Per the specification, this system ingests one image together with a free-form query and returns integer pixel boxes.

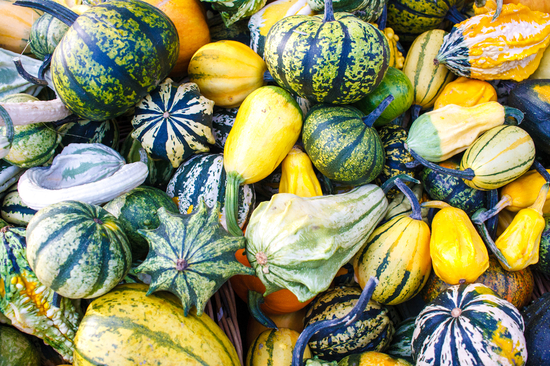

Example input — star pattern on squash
[135,199,254,316]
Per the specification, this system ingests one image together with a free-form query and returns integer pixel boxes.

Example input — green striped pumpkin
[25,201,132,299]
[41,0,179,121]
[412,283,527,365]
[302,104,385,185]
[0,160,24,195]
[303,285,395,361]
[29,12,68,60]
[460,125,536,191]
[57,118,119,151]
[387,317,415,363]
[211,106,238,151]
[0,325,41,366]
[263,0,390,104]
[165,153,255,231]
[73,283,241,365]
[0,184,36,227]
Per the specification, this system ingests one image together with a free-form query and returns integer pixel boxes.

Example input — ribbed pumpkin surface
[73,283,241,366]
[51,0,179,120]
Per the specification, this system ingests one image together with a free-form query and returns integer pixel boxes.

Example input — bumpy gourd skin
[433,77,498,109]
[0,226,81,363]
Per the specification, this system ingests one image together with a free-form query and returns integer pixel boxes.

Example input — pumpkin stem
[224,172,244,237]
[247,290,278,329]
[503,106,524,126]
[471,194,512,225]
[530,182,549,214]
[322,0,336,23]
[13,0,78,26]
[471,208,512,268]
[13,58,48,86]
[380,174,419,195]
[361,94,394,128]
[485,189,500,240]
[451,307,462,318]
[492,0,503,21]
[405,146,476,181]
[394,178,422,221]
[444,5,467,24]
[38,54,52,81]
[291,276,379,366]
[376,3,387,30]
[176,258,188,271]
[532,160,550,184]
[409,104,422,122]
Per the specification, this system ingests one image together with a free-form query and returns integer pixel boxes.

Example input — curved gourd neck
[394,178,422,221]
[381,174,419,195]
[406,146,476,181]
[14,0,79,26]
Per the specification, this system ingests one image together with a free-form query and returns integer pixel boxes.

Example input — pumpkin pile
[2,0,550,365]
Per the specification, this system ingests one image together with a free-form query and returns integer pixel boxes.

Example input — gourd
[0,2,42,54]
[402,29,456,119]
[263,0,390,104]
[1,184,36,227]
[0,48,48,100]
[245,328,311,366]
[302,99,390,185]
[201,0,267,27]
[188,40,267,108]
[14,0,179,121]
[338,351,413,366]
[386,317,416,364]
[29,13,69,61]
[433,77,498,110]
[500,168,550,213]
[412,283,527,366]
[534,215,550,275]
[131,78,216,168]
[223,85,302,236]
[0,325,41,366]
[57,118,119,151]
[279,145,323,197]
[436,3,550,81]
[354,179,431,305]
[72,283,241,365]
[522,292,550,365]
[245,309,307,350]
[211,107,238,151]
[26,200,132,299]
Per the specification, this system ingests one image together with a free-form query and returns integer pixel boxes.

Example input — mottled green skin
[26,201,132,299]
[303,104,385,185]
[264,12,390,104]
[303,285,394,361]
[51,0,179,121]
[0,325,41,366]
[103,186,179,260]
[307,0,385,16]
[1,122,61,168]
[205,0,267,27]
[387,0,465,43]
[0,184,36,227]
[29,13,69,61]
[135,200,254,316]
[354,67,414,128]
[386,317,416,363]
[57,118,119,152]
[533,216,550,275]
[0,227,81,362]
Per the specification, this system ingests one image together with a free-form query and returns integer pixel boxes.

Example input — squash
[279,145,323,197]
[530,45,550,79]
[433,77,498,109]
[0,2,42,54]
[302,285,394,361]
[436,3,550,81]
[131,79,215,168]
[0,325,41,366]
[223,85,302,236]
[72,283,241,365]
[263,0,390,104]
[57,118,119,151]
[202,0,267,27]
[134,200,254,316]
[103,186,179,260]
[245,309,307,350]
[142,0,210,77]
[15,0,179,121]
[533,215,550,275]
[29,13,69,60]
[412,283,527,366]
[0,160,24,196]
[0,226,81,362]
[338,351,413,366]
[386,317,416,364]
[211,107,238,151]
[302,102,387,185]
[26,200,132,299]
[1,183,36,227]
[246,328,311,366]
[500,168,550,213]
[522,292,550,366]
[188,40,267,108]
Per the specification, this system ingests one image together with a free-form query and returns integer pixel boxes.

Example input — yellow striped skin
[279,146,323,197]
[402,29,455,110]
[245,328,311,366]
[223,85,303,185]
[73,284,240,366]
[353,215,431,305]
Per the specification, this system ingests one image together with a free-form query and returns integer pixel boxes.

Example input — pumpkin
[386,317,416,364]
[436,3,550,81]
[202,0,267,27]
[412,283,527,366]
[433,77,498,109]
[57,118,119,151]
[72,283,241,365]
[131,78,215,168]
[15,0,179,121]
[533,215,550,275]
[246,328,312,366]
[0,183,36,227]
[263,0,390,104]
[29,13,69,60]
[0,325,41,366]
[211,106,238,151]
[188,40,267,108]
[0,2,42,54]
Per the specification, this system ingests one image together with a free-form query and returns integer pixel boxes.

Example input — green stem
[225,172,244,237]
[248,290,277,329]
[472,209,511,268]
[380,174,419,195]
[394,178,422,221]
[406,146,476,181]
[14,0,78,26]
[361,94,394,128]
[471,194,512,225]
[323,0,335,22]
[504,106,524,126]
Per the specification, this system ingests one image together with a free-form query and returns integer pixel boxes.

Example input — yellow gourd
[424,201,489,285]
[245,328,311,366]
[433,77,498,109]
[279,145,323,197]
[500,168,550,213]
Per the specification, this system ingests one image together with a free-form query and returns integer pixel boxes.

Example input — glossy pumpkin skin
[420,255,534,309]
[51,0,179,121]
[245,328,311,366]
[500,168,550,214]
[73,283,241,366]
[245,309,307,351]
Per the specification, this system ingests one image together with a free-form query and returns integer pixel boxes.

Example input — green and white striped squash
[302,104,385,185]
[387,317,415,364]
[303,285,395,361]
[29,12,69,60]
[248,0,313,59]
[165,153,255,232]
[131,78,216,168]
[211,106,238,151]
[460,125,536,191]
[307,0,385,19]
[1,184,36,227]
[26,200,132,299]
[73,283,241,365]
[0,160,24,196]
[0,325,41,366]
[204,0,267,27]
[57,118,119,151]
[103,186,179,260]
[263,0,390,104]
[412,283,527,366]
[43,0,179,121]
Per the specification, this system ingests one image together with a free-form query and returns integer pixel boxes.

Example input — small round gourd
[246,328,311,366]
[29,12,69,60]
[0,325,41,366]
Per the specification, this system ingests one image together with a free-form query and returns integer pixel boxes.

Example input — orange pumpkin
[143,0,210,77]
[230,249,314,315]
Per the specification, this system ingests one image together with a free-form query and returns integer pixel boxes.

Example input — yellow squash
[433,77,498,109]
[279,145,323,197]
[245,328,311,366]
[500,168,550,213]
[224,86,303,236]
